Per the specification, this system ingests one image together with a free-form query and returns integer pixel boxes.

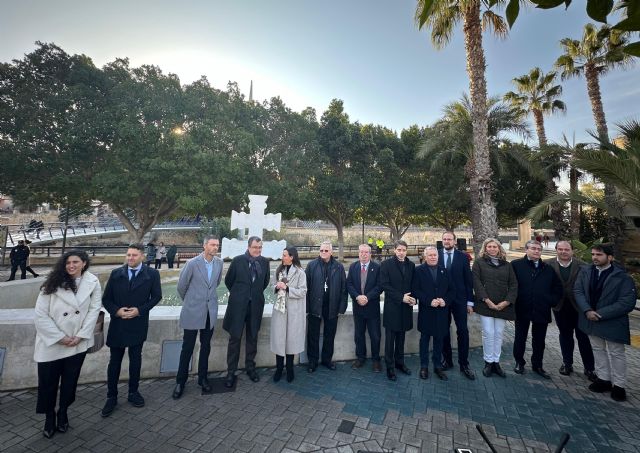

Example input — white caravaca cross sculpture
[221,194,287,260]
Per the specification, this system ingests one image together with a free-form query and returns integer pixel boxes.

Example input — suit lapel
[195,255,210,286]
[130,265,148,291]
[74,274,95,306]
[56,287,79,307]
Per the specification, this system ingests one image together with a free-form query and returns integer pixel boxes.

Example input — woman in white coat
[271,246,307,383]
[34,250,102,438]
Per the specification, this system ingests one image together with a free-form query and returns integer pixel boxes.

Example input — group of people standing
[31,233,636,440]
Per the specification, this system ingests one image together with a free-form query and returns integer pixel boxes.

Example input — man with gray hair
[305,241,348,372]
[172,236,223,399]
[511,240,563,378]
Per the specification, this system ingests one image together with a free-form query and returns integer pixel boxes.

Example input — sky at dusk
[2,0,639,145]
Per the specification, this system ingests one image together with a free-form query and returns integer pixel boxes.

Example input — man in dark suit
[223,236,270,388]
[439,231,476,380]
[380,240,416,381]
[172,236,224,399]
[305,241,348,372]
[544,240,595,381]
[511,240,563,379]
[101,244,162,417]
[346,244,382,372]
[413,246,456,380]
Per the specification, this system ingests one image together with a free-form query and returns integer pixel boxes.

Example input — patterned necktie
[361,264,367,293]
[446,252,452,269]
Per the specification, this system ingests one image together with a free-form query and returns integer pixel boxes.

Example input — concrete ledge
[0,304,481,391]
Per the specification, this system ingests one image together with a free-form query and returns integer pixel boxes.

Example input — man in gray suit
[172,236,223,398]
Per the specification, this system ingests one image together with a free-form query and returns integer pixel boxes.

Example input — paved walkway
[2,322,639,453]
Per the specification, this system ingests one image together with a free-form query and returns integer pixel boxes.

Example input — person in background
[155,242,166,269]
[34,250,102,438]
[166,243,178,269]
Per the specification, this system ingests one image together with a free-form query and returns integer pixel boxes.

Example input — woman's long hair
[275,246,302,278]
[41,250,91,295]
[478,238,507,261]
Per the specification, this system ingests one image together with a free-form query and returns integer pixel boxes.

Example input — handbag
[86,311,105,354]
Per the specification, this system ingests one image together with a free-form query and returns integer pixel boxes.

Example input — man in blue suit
[439,231,476,380]
[346,244,383,372]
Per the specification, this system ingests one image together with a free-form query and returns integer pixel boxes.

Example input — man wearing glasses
[511,240,563,379]
[305,241,347,372]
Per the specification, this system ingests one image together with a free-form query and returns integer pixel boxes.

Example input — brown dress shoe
[351,359,364,369]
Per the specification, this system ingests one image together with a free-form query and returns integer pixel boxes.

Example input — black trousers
[554,304,595,371]
[8,260,27,280]
[167,258,175,269]
[353,314,381,361]
[384,328,406,369]
[513,319,548,369]
[107,343,143,398]
[306,314,338,365]
[420,334,443,369]
[36,352,86,414]
[226,303,258,373]
[177,314,213,384]
[442,302,470,367]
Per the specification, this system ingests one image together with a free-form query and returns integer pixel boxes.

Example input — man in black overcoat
[380,240,416,381]
[346,244,382,372]
[511,240,563,379]
[223,236,270,387]
[101,244,162,417]
[305,241,348,372]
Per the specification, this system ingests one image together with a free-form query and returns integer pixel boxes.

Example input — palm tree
[504,67,568,237]
[528,121,640,255]
[555,23,633,248]
[504,67,566,147]
[415,0,509,253]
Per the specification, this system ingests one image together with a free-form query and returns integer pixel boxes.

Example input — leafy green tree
[415,0,511,252]
[301,99,373,260]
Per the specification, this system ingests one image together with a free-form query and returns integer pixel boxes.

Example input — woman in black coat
[472,238,518,378]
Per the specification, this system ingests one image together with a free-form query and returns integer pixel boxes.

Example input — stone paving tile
[2,322,640,452]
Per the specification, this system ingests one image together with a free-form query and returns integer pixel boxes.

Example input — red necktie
[361,264,367,293]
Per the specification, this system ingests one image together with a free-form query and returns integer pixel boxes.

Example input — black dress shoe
[559,364,573,376]
[419,368,429,380]
[307,362,318,373]
[56,409,69,433]
[127,391,145,407]
[351,359,364,369]
[434,368,448,381]
[387,368,397,381]
[198,377,212,392]
[482,361,493,377]
[395,363,411,375]
[286,366,294,383]
[589,378,612,393]
[611,385,627,402]
[533,367,551,379]
[372,361,382,373]
[101,397,117,417]
[273,368,283,382]
[514,363,525,375]
[441,360,454,370]
[492,362,506,378]
[224,373,237,388]
[321,361,337,371]
[460,366,476,380]
[247,369,260,382]
[584,370,597,382]
[43,412,56,439]
[172,383,185,399]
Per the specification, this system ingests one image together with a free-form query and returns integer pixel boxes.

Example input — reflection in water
[159,282,277,306]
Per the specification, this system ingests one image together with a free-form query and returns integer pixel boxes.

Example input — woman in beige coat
[270,246,307,383]
[34,250,102,438]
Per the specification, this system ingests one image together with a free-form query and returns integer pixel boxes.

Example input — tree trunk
[532,109,547,147]
[463,2,498,254]
[585,63,624,258]
[569,166,580,238]
[335,218,345,262]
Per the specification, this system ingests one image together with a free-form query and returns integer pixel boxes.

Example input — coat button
[63,312,68,316]
[75,310,80,314]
